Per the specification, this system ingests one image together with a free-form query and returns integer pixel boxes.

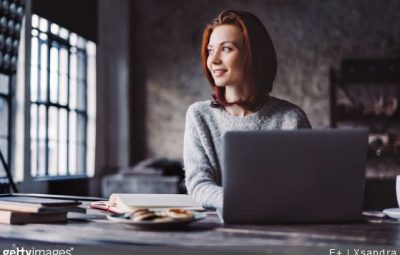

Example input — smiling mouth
[212,69,227,77]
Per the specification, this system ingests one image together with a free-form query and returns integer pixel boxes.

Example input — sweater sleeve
[183,105,223,210]
[295,107,312,129]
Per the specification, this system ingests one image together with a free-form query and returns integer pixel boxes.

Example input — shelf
[366,156,400,180]
[335,112,400,122]
[331,58,400,179]
[335,58,400,84]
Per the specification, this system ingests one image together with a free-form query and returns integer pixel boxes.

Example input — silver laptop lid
[222,129,368,224]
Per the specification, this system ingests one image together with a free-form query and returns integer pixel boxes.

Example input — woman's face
[206,24,246,88]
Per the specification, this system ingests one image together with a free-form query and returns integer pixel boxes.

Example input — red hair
[201,10,277,110]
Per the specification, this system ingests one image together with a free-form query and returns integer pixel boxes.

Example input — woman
[183,10,311,210]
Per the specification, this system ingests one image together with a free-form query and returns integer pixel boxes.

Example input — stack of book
[0,194,85,224]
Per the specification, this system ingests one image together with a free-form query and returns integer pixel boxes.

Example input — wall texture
[95,0,131,194]
[130,0,400,159]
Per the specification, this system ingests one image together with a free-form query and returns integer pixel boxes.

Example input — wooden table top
[0,209,399,254]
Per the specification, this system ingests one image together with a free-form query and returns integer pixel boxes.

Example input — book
[0,194,85,214]
[0,201,86,214]
[0,194,81,206]
[106,194,203,213]
[0,210,67,225]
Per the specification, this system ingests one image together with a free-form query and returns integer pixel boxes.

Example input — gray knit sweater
[183,96,311,210]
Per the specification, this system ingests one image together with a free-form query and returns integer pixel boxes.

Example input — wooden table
[0,209,399,255]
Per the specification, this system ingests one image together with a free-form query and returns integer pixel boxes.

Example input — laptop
[222,129,368,224]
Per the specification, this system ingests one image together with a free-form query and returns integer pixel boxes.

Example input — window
[29,14,96,179]
[0,74,11,179]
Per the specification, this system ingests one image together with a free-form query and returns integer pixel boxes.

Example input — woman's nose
[210,51,222,64]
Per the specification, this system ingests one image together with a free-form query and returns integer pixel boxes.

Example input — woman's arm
[281,105,312,129]
[183,105,223,210]
[296,108,312,129]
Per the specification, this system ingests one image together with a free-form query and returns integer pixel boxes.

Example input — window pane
[38,104,46,140]
[77,51,85,80]
[31,36,39,102]
[38,141,46,176]
[59,47,68,75]
[59,141,67,176]
[69,111,76,174]
[40,42,48,101]
[76,113,85,143]
[31,139,37,177]
[77,80,85,110]
[0,74,9,94]
[69,142,76,175]
[59,74,68,105]
[31,37,39,67]
[59,27,69,40]
[59,109,67,175]
[0,98,8,136]
[77,144,85,174]
[0,139,7,161]
[32,14,39,28]
[69,111,76,143]
[50,71,58,103]
[50,23,59,35]
[48,107,58,141]
[39,32,48,41]
[30,104,38,177]
[48,140,57,176]
[39,17,48,32]
[70,50,77,79]
[50,45,59,73]
[70,33,77,47]
[31,29,39,37]
[49,46,59,103]
[30,104,37,140]
[77,36,86,49]
[48,107,58,176]
[59,47,68,106]
[59,109,67,142]
[70,77,77,109]
[0,138,7,177]
[30,66,38,102]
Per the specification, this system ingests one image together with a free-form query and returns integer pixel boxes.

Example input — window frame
[12,4,96,194]
[0,75,13,181]
[29,14,90,179]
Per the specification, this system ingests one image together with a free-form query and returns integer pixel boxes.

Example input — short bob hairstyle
[201,10,277,110]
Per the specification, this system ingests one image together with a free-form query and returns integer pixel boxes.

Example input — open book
[94,194,204,213]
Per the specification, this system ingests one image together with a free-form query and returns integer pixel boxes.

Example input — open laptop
[222,129,368,224]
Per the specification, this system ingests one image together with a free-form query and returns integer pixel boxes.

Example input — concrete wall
[130,0,400,159]
[96,0,130,175]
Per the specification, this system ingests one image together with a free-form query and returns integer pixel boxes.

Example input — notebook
[222,129,368,224]
[91,194,204,214]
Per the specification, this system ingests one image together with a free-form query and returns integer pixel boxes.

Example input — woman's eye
[222,47,232,52]
[207,49,213,54]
